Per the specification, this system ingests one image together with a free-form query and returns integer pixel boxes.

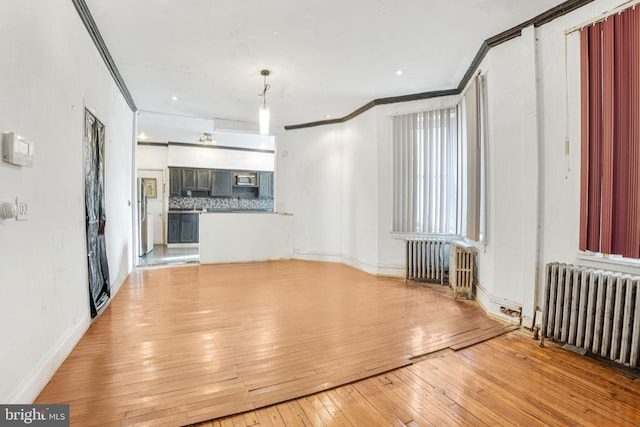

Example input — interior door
[84,109,110,318]
[138,169,165,245]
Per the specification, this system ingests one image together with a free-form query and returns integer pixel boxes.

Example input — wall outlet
[16,198,28,220]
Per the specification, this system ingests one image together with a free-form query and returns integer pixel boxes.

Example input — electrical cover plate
[16,198,28,220]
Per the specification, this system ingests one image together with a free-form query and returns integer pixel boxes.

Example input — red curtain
[580,8,640,259]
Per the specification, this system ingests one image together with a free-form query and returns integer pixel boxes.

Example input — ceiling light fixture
[171,95,179,101]
[396,69,404,76]
[138,132,147,140]
[199,132,215,144]
[259,69,271,135]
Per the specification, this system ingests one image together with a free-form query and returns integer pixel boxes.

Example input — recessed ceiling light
[396,69,404,76]
[325,114,331,119]
[138,132,147,140]
[171,95,179,101]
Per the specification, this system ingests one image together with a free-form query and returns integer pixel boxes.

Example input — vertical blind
[392,108,458,234]
[459,77,482,241]
[579,7,640,259]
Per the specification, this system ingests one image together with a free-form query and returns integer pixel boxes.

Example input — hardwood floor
[36,260,508,425]
[197,332,640,426]
[35,260,640,426]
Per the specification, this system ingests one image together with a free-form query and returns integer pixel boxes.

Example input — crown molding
[71,0,137,112]
[284,0,594,131]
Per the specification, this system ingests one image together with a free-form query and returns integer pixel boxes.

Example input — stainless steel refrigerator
[137,178,150,256]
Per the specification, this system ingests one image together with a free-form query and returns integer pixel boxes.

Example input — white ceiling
[85,0,567,135]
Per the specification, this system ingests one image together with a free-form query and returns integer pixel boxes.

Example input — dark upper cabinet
[170,167,271,200]
[211,170,233,197]
[169,168,182,196]
[196,169,211,191]
[171,167,211,196]
[258,172,274,198]
[182,169,197,191]
[167,213,199,243]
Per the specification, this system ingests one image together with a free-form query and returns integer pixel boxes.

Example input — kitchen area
[136,112,277,267]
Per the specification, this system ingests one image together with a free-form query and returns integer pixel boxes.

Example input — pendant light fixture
[259,69,271,135]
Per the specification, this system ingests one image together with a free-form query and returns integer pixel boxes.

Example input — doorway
[136,168,199,267]
[84,109,110,316]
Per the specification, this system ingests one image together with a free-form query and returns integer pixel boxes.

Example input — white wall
[276,95,458,277]
[275,0,640,327]
[137,144,169,171]
[0,1,135,403]
[168,144,274,171]
[473,29,541,323]
[277,126,344,261]
[199,213,293,263]
[340,112,379,274]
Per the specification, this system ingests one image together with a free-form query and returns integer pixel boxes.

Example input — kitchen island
[199,211,293,264]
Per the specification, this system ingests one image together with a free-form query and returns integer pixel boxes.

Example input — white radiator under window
[405,239,448,285]
[541,263,640,368]
[449,242,475,299]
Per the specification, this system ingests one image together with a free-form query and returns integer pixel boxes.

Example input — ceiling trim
[167,142,275,154]
[284,89,459,131]
[284,0,594,131]
[71,0,137,112]
[137,141,168,147]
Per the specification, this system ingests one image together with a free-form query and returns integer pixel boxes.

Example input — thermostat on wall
[2,132,34,167]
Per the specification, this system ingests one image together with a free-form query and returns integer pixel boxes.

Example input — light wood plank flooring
[198,331,640,426]
[36,260,513,426]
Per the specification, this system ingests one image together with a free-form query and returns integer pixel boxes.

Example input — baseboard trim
[292,250,342,264]
[474,281,521,325]
[375,264,405,278]
[8,273,129,403]
[8,316,90,403]
[292,250,404,278]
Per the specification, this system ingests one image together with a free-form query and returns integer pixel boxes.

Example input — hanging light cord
[259,70,271,107]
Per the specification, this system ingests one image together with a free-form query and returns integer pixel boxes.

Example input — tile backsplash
[169,197,273,211]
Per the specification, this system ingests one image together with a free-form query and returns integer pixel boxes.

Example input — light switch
[16,198,28,220]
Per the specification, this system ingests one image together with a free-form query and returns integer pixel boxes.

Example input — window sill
[576,251,640,273]
[391,232,487,253]
[391,232,459,240]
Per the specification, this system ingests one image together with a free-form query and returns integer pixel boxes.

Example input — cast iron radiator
[405,239,448,285]
[541,262,640,368]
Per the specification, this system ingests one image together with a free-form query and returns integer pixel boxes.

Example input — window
[392,107,458,234]
[392,75,486,241]
[579,8,640,259]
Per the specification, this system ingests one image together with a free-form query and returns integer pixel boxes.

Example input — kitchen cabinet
[171,167,211,196]
[169,168,182,196]
[167,213,199,243]
[181,169,197,191]
[169,167,271,199]
[211,170,233,197]
[180,213,199,242]
[258,172,274,198]
[196,169,211,191]
[168,213,180,242]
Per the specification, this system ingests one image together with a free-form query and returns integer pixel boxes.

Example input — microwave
[235,173,257,186]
